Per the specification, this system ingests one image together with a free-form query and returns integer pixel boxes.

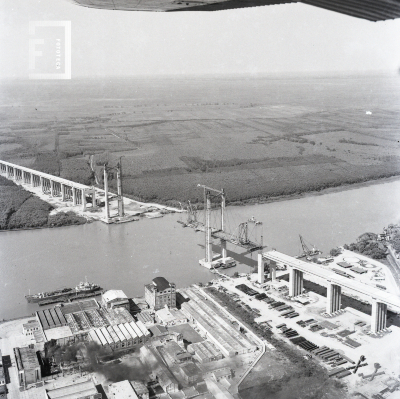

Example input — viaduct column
[289,267,303,297]
[221,239,227,259]
[30,173,34,186]
[371,300,387,334]
[270,260,277,282]
[72,188,77,206]
[257,254,264,284]
[81,190,86,211]
[61,184,66,201]
[40,177,44,192]
[326,282,342,314]
[50,180,55,197]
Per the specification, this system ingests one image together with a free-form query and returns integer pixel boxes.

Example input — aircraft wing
[68,0,400,21]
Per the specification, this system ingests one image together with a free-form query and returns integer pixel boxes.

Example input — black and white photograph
[0,0,400,398]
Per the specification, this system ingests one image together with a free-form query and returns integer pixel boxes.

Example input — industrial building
[13,346,41,389]
[45,378,101,399]
[22,320,40,336]
[181,288,258,357]
[179,363,202,384]
[187,341,223,363]
[102,290,129,310]
[136,310,155,326]
[108,380,139,399]
[145,277,176,310]
[155,306,187,326]
[140,345,179,393]
[88,320,150,351]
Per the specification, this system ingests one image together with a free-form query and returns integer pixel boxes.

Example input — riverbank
[220,174,400,208]
[0,176,87,231]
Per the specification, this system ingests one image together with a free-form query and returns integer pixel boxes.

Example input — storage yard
[211,271,400,398]
[0,258,399,399]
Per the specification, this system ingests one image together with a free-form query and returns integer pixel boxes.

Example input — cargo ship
[25,278,102,303]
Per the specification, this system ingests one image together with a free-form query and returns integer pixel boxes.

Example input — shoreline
[227,174,400,207]
[1,174,399,233]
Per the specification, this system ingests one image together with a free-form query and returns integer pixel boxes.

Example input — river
[1,178,400,320]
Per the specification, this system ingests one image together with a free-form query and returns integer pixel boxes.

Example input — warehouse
[87,321,149,351]
[187,341,223,363]
[155,306,188,326]
[181,288,257,357]
[14,346,41,388]
[102,290,130,310]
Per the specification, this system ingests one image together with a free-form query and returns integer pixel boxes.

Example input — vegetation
[0,176,86,230]
[344,240,387,259]
[1,77,399,206]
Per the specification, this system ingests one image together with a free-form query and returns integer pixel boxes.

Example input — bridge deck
[263,250,400,309]
[0,160,91,190]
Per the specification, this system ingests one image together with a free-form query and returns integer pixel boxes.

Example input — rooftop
[152,277,174,292]
[44,326,73,342]
[46,379,98,399]
[102,290,128,303]
[14,347,40,371]
[108,380,139,399]
[23,320,40,329]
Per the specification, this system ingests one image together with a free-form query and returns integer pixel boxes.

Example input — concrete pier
[263,250,400,333]
[326,282,342,314]
[289,267,303,297]
[257,254,264,284]
[371,300,387,334]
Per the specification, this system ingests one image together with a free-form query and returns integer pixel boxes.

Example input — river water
[1,179,400,320]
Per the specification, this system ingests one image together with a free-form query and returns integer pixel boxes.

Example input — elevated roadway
[260,250,400,333]
[0,160,96,211]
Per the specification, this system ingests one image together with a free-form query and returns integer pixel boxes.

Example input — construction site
[1,186,400,398]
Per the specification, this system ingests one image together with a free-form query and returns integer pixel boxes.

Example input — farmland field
[1,74,399,206]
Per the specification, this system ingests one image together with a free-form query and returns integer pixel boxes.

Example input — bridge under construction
[178,185,263,269]
[258,250,400,334]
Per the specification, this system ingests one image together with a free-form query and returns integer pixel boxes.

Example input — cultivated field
[1,75,399,206]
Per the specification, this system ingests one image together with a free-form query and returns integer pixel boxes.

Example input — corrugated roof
[102,290,128,303]
[46,380,98,399]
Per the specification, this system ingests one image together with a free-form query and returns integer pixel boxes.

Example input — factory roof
[137,311,154,325]
[23,320,40,330]
[130,381,148,396]
[44,326,73,342]
[61,299,98,315]
[156,307,175,324]
[14,347,39,371]
[108,380,139,399]
[181,362,201,378]
[149,325,168,336]
[102,290,128,303]
[46,379,98,399]
[152,277,173,291]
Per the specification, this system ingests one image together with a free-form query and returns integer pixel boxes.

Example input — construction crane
[297,235,322,259]
[178,185,263,268]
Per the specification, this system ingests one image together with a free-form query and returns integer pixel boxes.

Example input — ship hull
[25,286,102,303]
